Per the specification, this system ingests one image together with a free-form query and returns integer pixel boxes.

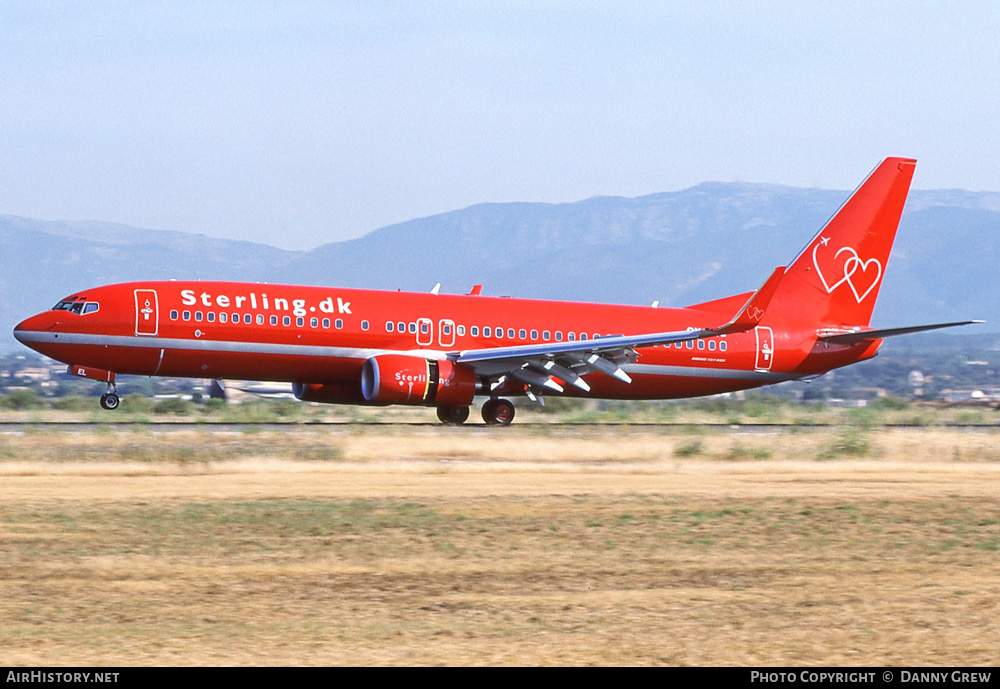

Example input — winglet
[706,266,785,335]
[469,284,483,296]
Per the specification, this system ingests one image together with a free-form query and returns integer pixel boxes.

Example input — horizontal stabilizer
[818,320,983,345]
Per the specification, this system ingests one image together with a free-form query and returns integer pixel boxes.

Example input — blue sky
[3,2,998,249]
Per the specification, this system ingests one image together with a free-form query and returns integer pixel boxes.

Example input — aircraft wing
[447,267,786,394]
[817,320,984,345]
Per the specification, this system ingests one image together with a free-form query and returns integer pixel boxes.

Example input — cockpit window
[52,300,99,315]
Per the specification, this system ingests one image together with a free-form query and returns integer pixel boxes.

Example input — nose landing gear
[99,383,120,411]
[67,365,120,411]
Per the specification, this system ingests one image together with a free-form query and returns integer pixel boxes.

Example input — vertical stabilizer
[767,157,916,327]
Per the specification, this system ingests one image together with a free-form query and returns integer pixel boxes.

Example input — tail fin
[767,157,917,327]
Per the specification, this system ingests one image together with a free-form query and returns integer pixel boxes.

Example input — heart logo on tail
[812,243,882,304]
[843,255,881,303]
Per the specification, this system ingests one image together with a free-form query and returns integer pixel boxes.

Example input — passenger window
[296,317,304,327]
[471,326,479,337]
[530,329,538,340]
[720,341,727,352]
[420,322,428,334]
[220,313,228,323]
[568,333,576,342]
[708,340,716,351]
[386,321,394,332]
[397,322,405,332]
[518,329,526,339]
[170,310,178,320]
[245,314,253,325]
[183,311,191,321]
[457,325,465,336]
[257,315,265,325]
[283,316,291,326]
[543,330,550,341]
[271,315,278,325]
[483,326,490,337]
[555,331,563,341]
[408,322,416,333]
[195,311,203,322]
[232,312,239,323]
[697,340,705,350]
[207,312,216,323]
[310,317,318,327]
[336,319,344,329]
[322,318,330,328]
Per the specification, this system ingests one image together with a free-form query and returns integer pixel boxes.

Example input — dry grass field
[1,421,998,665]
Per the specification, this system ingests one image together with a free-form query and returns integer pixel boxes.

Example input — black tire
[100,393,120,411]
[482,398,515,426]
[481,399,497,424]
[436,405,470,425]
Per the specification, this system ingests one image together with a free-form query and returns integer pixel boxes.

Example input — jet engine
[360,355,477,406]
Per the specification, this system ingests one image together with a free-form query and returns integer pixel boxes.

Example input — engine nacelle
[361,355,477,406]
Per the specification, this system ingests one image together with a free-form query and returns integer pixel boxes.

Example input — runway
[1,423,997,664]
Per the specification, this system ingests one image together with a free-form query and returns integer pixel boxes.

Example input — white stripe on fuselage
[16,330,391,361]
[16,330,798,383]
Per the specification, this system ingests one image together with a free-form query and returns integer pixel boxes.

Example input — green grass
[673,440,704,457]
[816,428,872,460]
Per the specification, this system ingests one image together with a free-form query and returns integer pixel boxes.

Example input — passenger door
[754,326,774,372]
[134,289,159,337]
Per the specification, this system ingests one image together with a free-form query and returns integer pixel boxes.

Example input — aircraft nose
[13,312,57,343]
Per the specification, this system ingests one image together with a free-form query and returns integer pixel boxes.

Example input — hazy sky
[3,2,999,250]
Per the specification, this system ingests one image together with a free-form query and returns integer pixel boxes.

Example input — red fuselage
[13,280,880,402]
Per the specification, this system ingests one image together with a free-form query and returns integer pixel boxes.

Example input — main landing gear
[436,405,470,425]
[481,398,515,426]
[435,399,515,426]
[99,383,120,411]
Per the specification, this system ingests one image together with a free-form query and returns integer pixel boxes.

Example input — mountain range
[2,183,998,351]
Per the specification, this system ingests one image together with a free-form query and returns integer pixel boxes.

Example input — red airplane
[13,158,978,425]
